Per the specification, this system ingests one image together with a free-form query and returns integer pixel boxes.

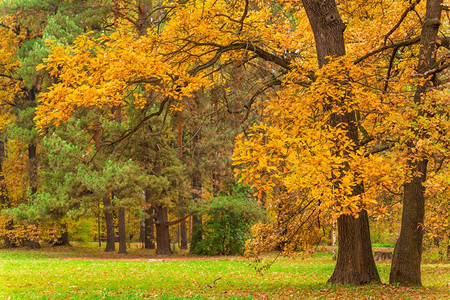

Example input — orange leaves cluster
[0,16,22,129]
[36,29,210,128]
[0,217,40,245]
[234,58,401,218]
[234,0,449,254]
[35,0,306,129]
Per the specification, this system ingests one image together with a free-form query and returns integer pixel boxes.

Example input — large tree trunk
[154,204,172,255]
[390,160,427,285]
[390,0,443,286]
[118,207,127,254]
[302,0,380,285]
[329,210,380,284]
[103,196,116,252]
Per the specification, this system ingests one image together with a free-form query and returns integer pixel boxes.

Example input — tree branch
[354,36,420,64]
[167,214,191,226]
[384,0,421,45]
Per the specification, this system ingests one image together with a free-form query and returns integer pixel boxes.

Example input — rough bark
[390,160,427,285]
[390,0,443,286]
[103,196,116,252]
[301,0,346,68]
[302,0,380,285]
[118,206,127,254]
[330,210,380,284]
[154,204,172,255]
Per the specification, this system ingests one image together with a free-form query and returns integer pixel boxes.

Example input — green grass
[372,243,395,248]
[0,246,448,299]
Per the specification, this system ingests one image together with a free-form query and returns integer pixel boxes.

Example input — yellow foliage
[27,0,449,253]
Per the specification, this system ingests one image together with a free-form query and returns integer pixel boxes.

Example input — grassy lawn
[0,245,448,299]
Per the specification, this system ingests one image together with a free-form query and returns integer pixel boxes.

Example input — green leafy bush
[191,187,265,255]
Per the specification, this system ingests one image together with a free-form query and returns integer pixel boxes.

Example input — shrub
[191,187,265,255]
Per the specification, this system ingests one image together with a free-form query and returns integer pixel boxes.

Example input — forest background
[0,0,449,289]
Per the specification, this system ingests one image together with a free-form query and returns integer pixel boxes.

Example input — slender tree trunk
[190,215,202,253]
[0,137,13,248]
[140,216,145,246]
[177,112,188,250]
[154,204,172,255]
[0,138,9,206]
[189,126,203,254]
[142,190,155,249]
[180,218,187,250]
[26,142,41,250]
[332,220,337,261]
[190,167,203,254]
[103,196,116,252]
[118,207,127,254]
[28,143,38,195]
[98,203,102,247]
[92,120,115,252]
[390,0,443,286]
[144,206,155,249]
[302,0,380,285]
